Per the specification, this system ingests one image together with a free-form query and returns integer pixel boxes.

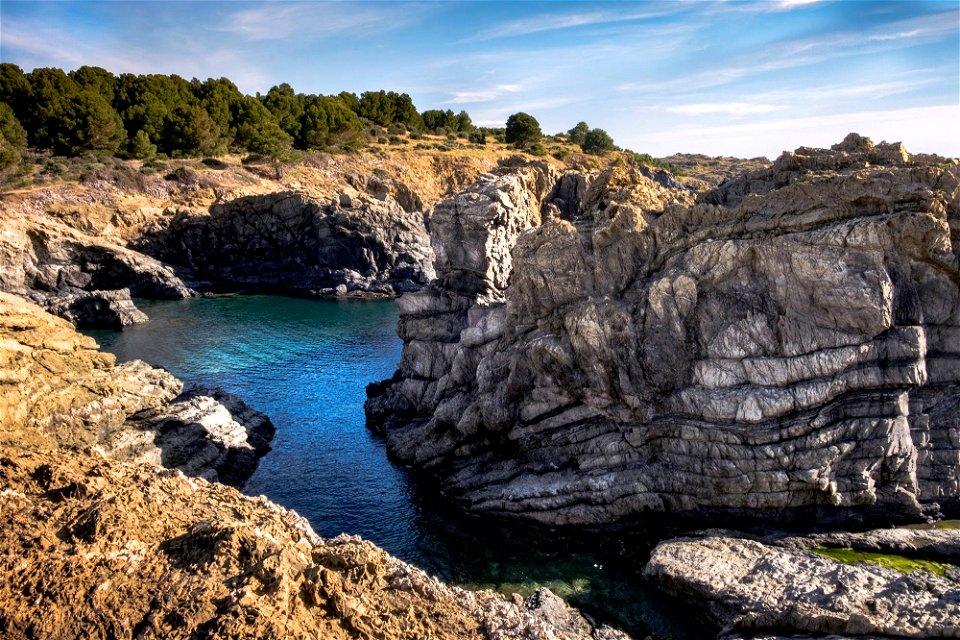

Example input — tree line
[0,63,618,170]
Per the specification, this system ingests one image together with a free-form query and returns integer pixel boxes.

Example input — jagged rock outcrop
[142,190,435,296]
[644,534,960,638]
[367,136,960,527]
[0,292,271,487]
[0,210,194,327]
[0,290,627,640]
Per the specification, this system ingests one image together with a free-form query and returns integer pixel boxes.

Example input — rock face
[0,292,271,487]
[0,290,627,640]
[367,136,960,527]
[644,534,960,638]
[0,210,194,327]
[143,190,435,296]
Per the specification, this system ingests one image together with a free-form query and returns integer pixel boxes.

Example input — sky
[1,0,957,158]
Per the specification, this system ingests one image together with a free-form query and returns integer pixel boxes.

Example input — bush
[388,135,407,145]
[528,143,547,157]
[581,128,615,155]
[377,136,388,144]
[468,130,486,145]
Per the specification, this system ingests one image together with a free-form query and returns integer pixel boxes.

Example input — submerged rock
[367,136,960,527]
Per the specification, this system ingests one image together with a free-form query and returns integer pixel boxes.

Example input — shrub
[581,128,615,155]
[505,112,542,147]
[528,143,547,157]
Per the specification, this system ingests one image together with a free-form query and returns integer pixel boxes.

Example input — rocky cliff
[0,290,626,640]
[141,190,435,297]
[366,134,960,527]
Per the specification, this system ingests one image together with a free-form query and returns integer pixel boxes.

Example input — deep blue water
[86,295,707,640]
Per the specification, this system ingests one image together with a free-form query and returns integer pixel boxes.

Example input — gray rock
[367,135,960,527]
[644,534,960,638]
[108,385,275,488]
[0,212,193,327]
[145,190,435,296]
[42,287,149,329]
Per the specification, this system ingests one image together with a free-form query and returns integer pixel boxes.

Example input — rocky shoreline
[0,290,627,639]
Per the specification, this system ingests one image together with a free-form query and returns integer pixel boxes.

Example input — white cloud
[463,7,678,42]
[446,84,522,105]
[216,3,418,41]
[667,102,786,116]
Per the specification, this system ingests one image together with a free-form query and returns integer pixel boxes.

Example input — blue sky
[1,1,957,158]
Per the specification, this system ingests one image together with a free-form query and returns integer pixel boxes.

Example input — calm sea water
[85,295,707,640]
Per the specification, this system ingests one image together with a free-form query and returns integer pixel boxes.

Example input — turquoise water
[86,296,706,639]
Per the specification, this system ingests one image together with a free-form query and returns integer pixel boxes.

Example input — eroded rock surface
[0,209,194,327]
[367,136,960,526]
[0,290,627,640]
[143,190,435,297]
[644,534,960,638]
[0,292,271,487]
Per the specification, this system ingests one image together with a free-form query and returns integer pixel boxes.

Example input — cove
[85,295,706,640]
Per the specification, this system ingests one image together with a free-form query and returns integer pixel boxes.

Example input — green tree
[232,96,291,154]
[0,63,32,123]
[26,67,80,149]
[0,102,27,169]
[161,104,222,156]
[58,90,125,155]
[581,127,615,155]
[454,110,473,132]
[505,112,542,147]
[262,83,304,140]
[70,66,116,103]
[392,93,424,131]
[421,109,454,132]
[358,90,395,126]
[337,91,360,114]
[568,121,589,145]
[298,95,363,149]
[193,77,243,146]
[126,129,157,159]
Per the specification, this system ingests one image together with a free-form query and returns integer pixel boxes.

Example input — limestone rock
[367,135,960,527]
[643,534,960,638]
[43,287,149,328]
[0,292,271,487]
[0,209,193,327]
[144,190,435,296]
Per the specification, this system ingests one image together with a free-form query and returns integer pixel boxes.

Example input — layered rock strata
[367,136,960,526]
[0,290,626,640]
[142,190,435,297]
[644,532,960,639]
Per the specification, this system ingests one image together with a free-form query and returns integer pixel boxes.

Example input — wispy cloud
[446,84,522,105]
[667,102,786,116]
[462,7,678,42]
[216,2,419,41]
[619,10,957,95]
